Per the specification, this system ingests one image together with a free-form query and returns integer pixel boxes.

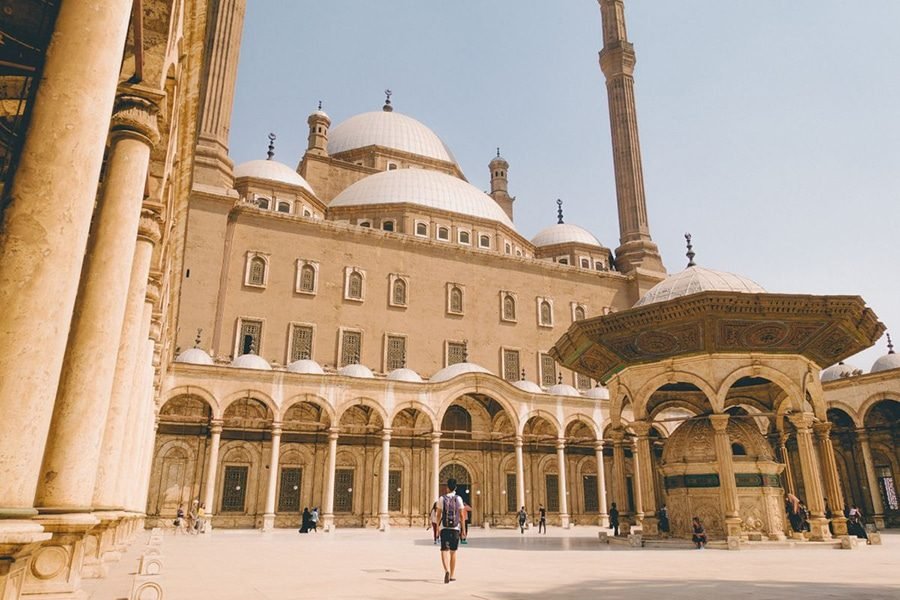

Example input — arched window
[303,208,313,217]
[437,226,449,241]
[359,221,371,228]
[415,222,428,236]
[458,230,470,245]
[503,294,516,321]
[574,306,586,321]
[247,256,266,287]
[277,201,291,214]
[256,196,270,210]
[382,220,395,232]
[580,257,590,269]
[479,234,491,249]
[299,264,316,293]
[558,257,569,265]
[731,443,747,456]
[442,405,472,433]
[449,286,463,314]
[387,162,398,171]
[540,301,552,326]
[392,278,407,306]
[348,271,363,299]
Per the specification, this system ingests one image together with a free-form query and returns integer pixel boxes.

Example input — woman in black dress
[299,507,311,533]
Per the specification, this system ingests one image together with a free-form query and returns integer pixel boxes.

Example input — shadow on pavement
[414,536,631,551]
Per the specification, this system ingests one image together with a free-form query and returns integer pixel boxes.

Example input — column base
[80,512,120,579]
[614,239,665,274]
[0,520,52,600]
[22,513,99,599]
[873,515,885,530]
[808,517,831,542]
[261,514,275,532]
[725,516,743,539]
[830,516,848,536]
[640,516,659,537]
[378,515,390,532]
[598,514,609,528]
[322,514,335,533]
[559,514,570,529]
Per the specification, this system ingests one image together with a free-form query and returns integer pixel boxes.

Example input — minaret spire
[598,0,664,274]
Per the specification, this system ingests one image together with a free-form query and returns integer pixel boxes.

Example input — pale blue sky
[231,1,900,370]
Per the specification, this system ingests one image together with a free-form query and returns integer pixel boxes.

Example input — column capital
[779,431,791,446]
[854,428,870,443]
[137,207,163,245]
[594,440,606,452]
[111,86,162,146]
[812,421,833,439]
[514,434,524,448]
[209,419,224,434]
[271,422,283,436]
[145,273,163,306]
[608,427,626,443]
[430,431,442,443]
[328,427,340,440]
[382,428,392,441]
[630,420,652,437]
[556,438,567,451]
[709,414,730,432]
[788,412,815,431]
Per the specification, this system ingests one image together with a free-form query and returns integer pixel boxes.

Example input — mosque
[0,0,897,598]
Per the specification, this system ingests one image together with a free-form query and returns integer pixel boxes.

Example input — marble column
[262,423,282,531]
[630,437,644,527]
[813,422,848,536]
[322,428,339,532]
[378,429,392,531]
[430,433,441,502]
[788,413,830,540]
[595,441,610,527]
[856,429,886,529]
[778,433,796,496]
[203,420,224,521]
[0,0,135,520]
[709,414,743,541]
[556,439,570,528]
[514,436,526,512]
[93,207,162,514]
[631,421,657,535]
[609,428,628,526]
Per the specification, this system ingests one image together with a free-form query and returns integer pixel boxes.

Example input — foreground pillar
[856,429,886,529]
[556,439,570,528]
[779,433,796,495]
[630,437,644,528]
[202,420,224,525]
[632,421,657,535]
[595,441,610,527]
[322,428,339,532]
[814,422,848,536]
[262,423,282,531]
[609,428,629,527]
[378,429,392,531]
[710,415,742,542]
[430,433,441,502]
[514,436,526,512]
[789,413,830,540]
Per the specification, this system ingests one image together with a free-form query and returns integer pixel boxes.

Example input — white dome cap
[231,353,272,370]
[512,379,544,394]
[546,383,581,397]
[175,348,214,366]
[872,353,900,373]
[583,385,610,400]
[328,110,456,164]
[430,362,492,383]
[330,169,515,229]
[234,159,315,194]
[286,359,325,374]
[636,265,766,307]
[338,363,375,379]
[531,223,603,248]
[386,368,423,382]
[821,361,862,382]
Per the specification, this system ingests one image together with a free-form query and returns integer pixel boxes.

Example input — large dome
[234,159,315,194]
[330,169,515,229]
[328,111,456,164]
[635,266,766,307]
[531,223,602,248]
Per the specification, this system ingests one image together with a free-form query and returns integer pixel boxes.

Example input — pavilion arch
[826,402,863,428]
[716,365,806,417]
[646,392,709,422]
[220,390,277,420]
[389,401,438,433]
[648,400,702,423]
[439,397,489,434]
[158,394,214,424]
[520,410,563,439]
[336,397,389,430]
[633,371,718,418]
[162,386,218,416]
[491,411,516,439]
[434,385,519,432]
[860,393,900,426]
[724,403,772,436]
[280,393,335,426]
[564,415,600,443]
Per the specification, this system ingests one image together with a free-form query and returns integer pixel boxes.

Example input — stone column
[93,206,162,513]
[0,0,135,520]
[430,433,441,502]
[855,429,886,529]
[630,437,644,528]
[788,413,830,540]
[595,441,610,527]
[203,420,224,521]
[709,414,743,542]
[631,421,657,535]
[514,436,526,512]
[556,439,570,528]
[262,423,282,531]
[609,428,628,524]
[322,428,339,532]
[378,429,392,531]
[778,433,796,496]
[813,422,848,536]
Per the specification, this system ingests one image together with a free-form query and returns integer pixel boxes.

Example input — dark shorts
[440,528,460,551]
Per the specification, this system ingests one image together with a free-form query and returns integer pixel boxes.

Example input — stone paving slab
[92,527,900,599]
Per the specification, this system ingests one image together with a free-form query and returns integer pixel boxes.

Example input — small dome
[512,379,544,394]
[231,353,272,370]
[330,169,515,229]
[546,383,580,397]
[583,385,610,400]
[821,361,862,382]
[234,159,315,194]
[531,223,603,248]
[872,353,900,373]
[662,417,774,464]
[635,265,766,307]
[387,368,423,382]
[286,359,325,374]
[310,109,330,121]
[328,110,456,164]
[337,363,375,379]
[430,362,492,383]
[174,348,214,366]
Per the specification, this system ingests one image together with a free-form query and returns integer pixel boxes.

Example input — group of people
[174,500,207,534]
[298,507,319,533]
[514,504,548,534]
[785,493,873,543]
[784,493,812,533]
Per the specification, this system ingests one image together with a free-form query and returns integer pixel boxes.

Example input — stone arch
[716,365,806,416]
[148,438,198,515]
[336,397,388,430]
[860,394,900,427]
[564,414,600,441]
[158,394,213,424]
[222,397,273,430]
[520,410,562,438]
[162,385,218,416]
[634,372,718,418]
[434,382,520,433]
[826,406,858,430]
[564,416,599,444]
[281,393,335,426]
[220,390,277,421]
[389,401,437,433]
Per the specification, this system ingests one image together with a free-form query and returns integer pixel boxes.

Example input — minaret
[598,0,665,273]
[489,148,514,221]
[307,101,330,156]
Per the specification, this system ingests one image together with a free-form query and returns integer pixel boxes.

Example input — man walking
[436,478,465,583]
[538,504,547,534]
[517,506,527,534]
[609,502,620,536]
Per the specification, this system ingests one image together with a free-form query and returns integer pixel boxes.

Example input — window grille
[221,466,248,512]
[289,325,313,362]
[506,473,517,513]
[583,475,599,512]
[576,373,592,390]
[539,301,552,326]
[299,264,316,293]
[545,474,560,512]
[574,306,586,321]
[348,271,363,299]
[335,469,354,512]
[449,287,463,313]
[392,278,407,305]
[541,354,557,387]
[239,320,262,355]
[437,227,449,240]
[503,349,520,382]
[502,295,516,320]
[248,257,266,286]
[388,470,401,511]
[340,331,361,366]
[386,336,406,370]
[278,468,302,512]
[447,342,466,366]
[479,235,490,248]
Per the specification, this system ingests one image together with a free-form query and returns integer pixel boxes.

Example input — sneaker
[461,539,468,545]
[444,571,450,584]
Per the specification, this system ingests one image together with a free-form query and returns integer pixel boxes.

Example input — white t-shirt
[437,492,465,531]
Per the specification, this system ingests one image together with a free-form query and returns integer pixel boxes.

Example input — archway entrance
[440,463,472,526]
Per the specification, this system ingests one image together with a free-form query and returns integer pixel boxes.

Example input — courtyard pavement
[85,526,900,599]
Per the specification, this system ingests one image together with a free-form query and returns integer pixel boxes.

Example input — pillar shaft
[203,422,223,514]
[856,430,885,520]
[0,0,136,514]
[779,434,796,496]
[378,430,391,530]
[322,429,339,531]
[709,415,739,517]
[631,422,657,515]
[610,430,628,516]
[556,440,570,528]
[595,442,609,526]
[514,436,526,511]
[263,425,282,525]
[430,433,441,501]
[814,422,847,535]
[789,413,830,540]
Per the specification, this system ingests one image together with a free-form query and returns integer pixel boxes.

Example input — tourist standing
[609,502,620,536]
[429,502,439,544]
[517,506,527,534]
[538,504,547,534]
[310,507,319,532]
[691,516,707,549]
[658,504,670,536]
[300,507,311,533]
[188,500,199,534]
[436,478,465,584]
[175,504,186,534]
[197,503,207,533]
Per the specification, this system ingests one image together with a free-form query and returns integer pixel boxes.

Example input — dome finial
[557,373,563,385]
[556,198,564,224]
[317,100,323,111]
[685,232,696,267]
[497,147,501,158]
[266,132,276,160]
[462,339,469,363]
[383,89,393,112]
[194,328,203,348]
[888,332,895,354]
[520,368,526,381]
